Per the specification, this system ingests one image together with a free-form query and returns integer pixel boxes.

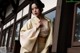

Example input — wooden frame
[7,27,13,52]
[52,0,62,52]
[2,30,6,46]
[72,2,80,46]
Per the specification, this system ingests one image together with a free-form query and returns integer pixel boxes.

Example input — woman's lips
[34,13,37,15]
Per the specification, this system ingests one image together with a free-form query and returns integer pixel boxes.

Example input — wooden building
[0,0,80,53]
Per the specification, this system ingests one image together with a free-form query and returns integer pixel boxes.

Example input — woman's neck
[38,14,44,19]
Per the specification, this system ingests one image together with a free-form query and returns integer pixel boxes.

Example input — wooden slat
[68,47,80,53]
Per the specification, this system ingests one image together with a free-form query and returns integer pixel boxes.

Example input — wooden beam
[8,0,16,9]
[16,0,19,7]
[0,13,5,22]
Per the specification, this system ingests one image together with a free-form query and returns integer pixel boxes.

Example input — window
[45,10,56,22]
[73,4,80,42]
[23,5,29,16]
[1,31,6,46]
[41,0,57,12]
[10,19,14,24]
[22,18,27,26]
[3,25,7,29]
[72,3,80,46]
[6,22,11,28]
[3,19,14,30]
[17,10,23,21]
[16,4,29,21]
[15,23,21,40]
[4,30,9,46]
[8,27,13,52]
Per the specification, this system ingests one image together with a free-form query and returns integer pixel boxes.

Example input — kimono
[20,14,53,53]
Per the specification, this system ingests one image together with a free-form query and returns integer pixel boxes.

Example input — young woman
[20,0,53,53]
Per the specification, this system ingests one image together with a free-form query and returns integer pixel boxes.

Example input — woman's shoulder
[44,16,53,26]
[44,16,51,22]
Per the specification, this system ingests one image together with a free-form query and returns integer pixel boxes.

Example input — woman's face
[31,3,40,17]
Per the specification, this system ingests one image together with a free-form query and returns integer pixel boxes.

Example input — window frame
[72,2,80,46]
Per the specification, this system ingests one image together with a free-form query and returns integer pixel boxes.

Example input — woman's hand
[36,21,41,28]
[31,14,43,29]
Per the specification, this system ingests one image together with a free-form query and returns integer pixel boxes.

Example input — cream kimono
[20,15,53,53]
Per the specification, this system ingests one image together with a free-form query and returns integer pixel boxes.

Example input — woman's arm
[20,19,40,52]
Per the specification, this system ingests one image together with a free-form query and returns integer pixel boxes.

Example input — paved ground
[0,46,6,53]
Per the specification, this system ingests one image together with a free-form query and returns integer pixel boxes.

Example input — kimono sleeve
[20,19,40,52]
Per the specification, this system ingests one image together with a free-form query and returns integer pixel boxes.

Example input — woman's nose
[33,9,36,12]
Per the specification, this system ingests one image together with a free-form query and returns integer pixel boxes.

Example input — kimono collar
[31,14,40,23]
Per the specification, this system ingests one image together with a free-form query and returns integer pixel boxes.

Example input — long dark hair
[28,0,45,19]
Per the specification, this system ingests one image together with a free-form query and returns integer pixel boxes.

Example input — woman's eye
[35,7,38,9]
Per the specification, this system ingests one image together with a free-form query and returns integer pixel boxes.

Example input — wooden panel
[68,47,80,53]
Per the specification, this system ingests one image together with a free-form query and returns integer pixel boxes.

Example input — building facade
[0,0,57,53]
[1,0,80,53]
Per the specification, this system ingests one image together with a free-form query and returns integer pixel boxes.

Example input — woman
[20,0,53,53]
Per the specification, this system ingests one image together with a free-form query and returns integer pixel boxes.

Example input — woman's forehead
[31,3,37,8]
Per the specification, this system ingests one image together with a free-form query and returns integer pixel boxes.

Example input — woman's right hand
[33,21,41,29]
[31,14,42,29]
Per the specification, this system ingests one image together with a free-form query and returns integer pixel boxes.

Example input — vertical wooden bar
[10,14,17,52]
[52,0,62,52]
[0,24,3,46]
